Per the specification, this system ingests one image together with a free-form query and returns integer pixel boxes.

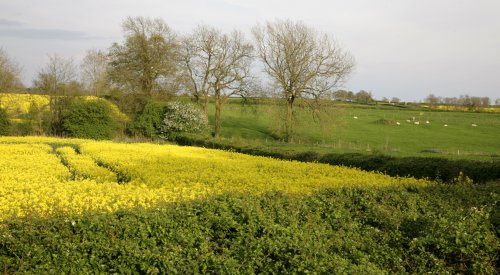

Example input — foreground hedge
[175,136,500,183]
[1,184,499,273]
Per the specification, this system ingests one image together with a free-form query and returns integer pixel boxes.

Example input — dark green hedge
[128,101,168,138]
[62,99,123,139]
[0,107,9,135]
[319,153,500,183]
[174,136,500,183]
[1,185,498,273]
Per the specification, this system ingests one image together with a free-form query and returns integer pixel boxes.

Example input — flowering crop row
[0,142,205,220]
[56,146,117,183]
[0,137,428,220]
[81,141,428,192]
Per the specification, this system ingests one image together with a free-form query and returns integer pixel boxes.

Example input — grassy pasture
[204,100,500,160]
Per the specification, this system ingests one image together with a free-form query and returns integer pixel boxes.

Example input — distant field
[204,101,500,160]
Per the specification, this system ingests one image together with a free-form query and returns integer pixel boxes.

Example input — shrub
[62,98,123,139]
[159,101,207,139]
[8,119,33,136]
[0,185,498,273]
[128,101,168,138]
[0,107,10,135]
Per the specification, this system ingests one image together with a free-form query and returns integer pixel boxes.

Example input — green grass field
[201,100,500,160]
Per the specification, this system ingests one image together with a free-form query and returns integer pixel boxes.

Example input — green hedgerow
[0,107,10,135]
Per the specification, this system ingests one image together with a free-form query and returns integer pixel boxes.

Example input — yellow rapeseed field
[0,93,50,115]
[0,136,428,221]
[0,93,129,123]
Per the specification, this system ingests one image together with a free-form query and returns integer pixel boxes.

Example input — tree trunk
[203,92,209,117]
[214,93,222,138]
[285,99,293,143]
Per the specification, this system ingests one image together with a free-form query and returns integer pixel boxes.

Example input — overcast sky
[1,0,499,102]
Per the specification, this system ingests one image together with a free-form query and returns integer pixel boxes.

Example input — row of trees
[0,48,24,93]
[5,17,497,142]
[1,17,355,142]
[424,94,499,107]
[332,89,376,104]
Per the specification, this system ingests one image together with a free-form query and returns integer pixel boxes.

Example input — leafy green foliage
[1,184,498,273]
[62,98,123,139]
[0,107,9,135]
[128,101,168,138]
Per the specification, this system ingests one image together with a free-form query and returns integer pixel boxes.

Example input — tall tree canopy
[180,25,253,138]
[80,49,109,96]
[0,47,24,93]
[253,20,354,142]
[32,54,78,135]
[108,16,178,99]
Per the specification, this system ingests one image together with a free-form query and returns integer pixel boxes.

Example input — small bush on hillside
[159,102,207,139]
[0,107,10,135]
[62,98,123,139]
[128,101,168,138]
[8,119,33,136]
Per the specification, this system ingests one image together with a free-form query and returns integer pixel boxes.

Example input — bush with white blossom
[159,101,208,139]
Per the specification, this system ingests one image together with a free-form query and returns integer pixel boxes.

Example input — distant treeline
[424,93,498,107]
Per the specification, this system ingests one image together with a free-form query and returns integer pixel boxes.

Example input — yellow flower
[0,136,428,221]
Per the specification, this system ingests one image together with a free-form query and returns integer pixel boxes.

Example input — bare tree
[180,25,253,138]
[424,94,439,105]
[391,97,400,104]
[33,54,77,95]
[179,25,218,115]
[81,49,109,96]
[480,97,490,107]
[355,90,373,104]
[108,16,178,101]
[333,89,352,102]
[0,47,24,93]
[253,20,354,142]
[33,54,78,135]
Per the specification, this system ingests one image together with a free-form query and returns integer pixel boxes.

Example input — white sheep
[406,119,411,123]
[396,122,400,125]
[444,124,448,127]
[426,120,430,124]
[353,116,358,119]
[414,121,420,125]
[471,123,477,127]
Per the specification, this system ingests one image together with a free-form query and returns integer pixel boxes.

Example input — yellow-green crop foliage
[56,146,117,183]
[0,93,129,123]
[0,136,428,221]
[0,93,49,115]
